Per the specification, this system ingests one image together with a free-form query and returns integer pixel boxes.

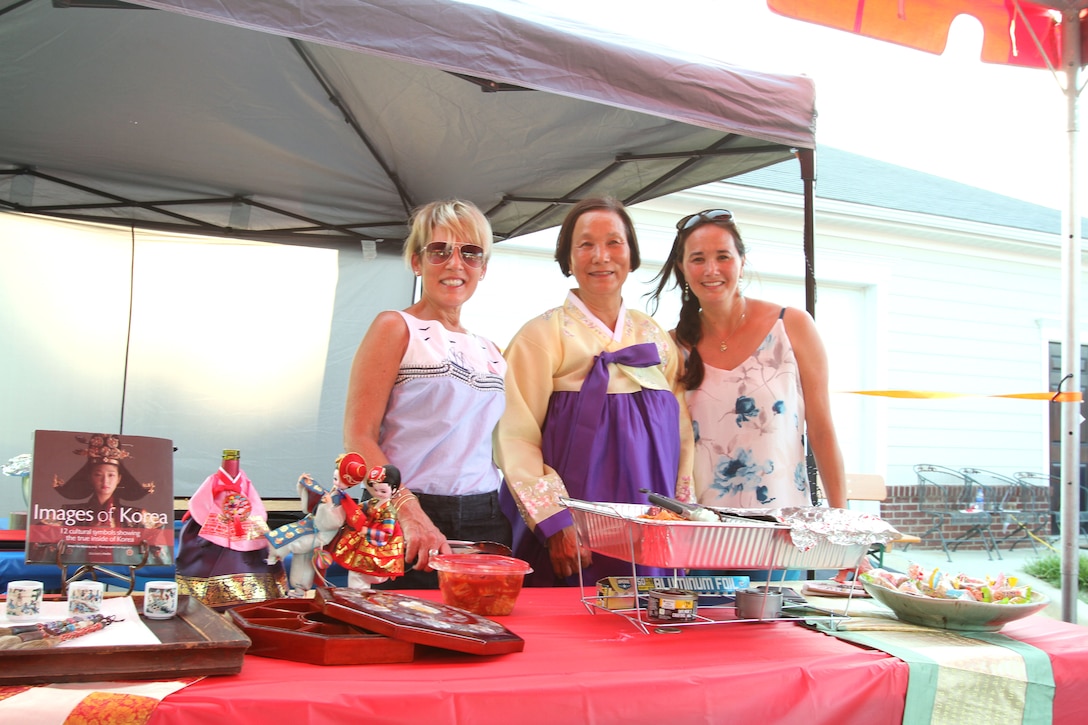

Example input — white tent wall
[0,212,411,515]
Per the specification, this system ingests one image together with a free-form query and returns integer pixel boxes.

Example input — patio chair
[961,468,1050,553]
[1015,471,1088,541]
[915,464,1001,562]
[842,473,922,567]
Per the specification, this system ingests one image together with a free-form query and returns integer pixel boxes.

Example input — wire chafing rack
[561,498,866,633]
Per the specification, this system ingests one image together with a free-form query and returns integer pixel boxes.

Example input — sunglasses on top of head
[676,209,735,232]
[423,241,486,269]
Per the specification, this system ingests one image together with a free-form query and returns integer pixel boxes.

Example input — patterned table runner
[812,613,1054,725]
[0,679,198,724]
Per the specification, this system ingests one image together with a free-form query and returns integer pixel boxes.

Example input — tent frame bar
[0,134,798,246]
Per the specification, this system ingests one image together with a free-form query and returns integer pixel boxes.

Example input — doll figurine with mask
[331,464,406,588]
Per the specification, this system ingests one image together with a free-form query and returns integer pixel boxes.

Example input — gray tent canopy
[0,0,819,495]
[0,0,816,248]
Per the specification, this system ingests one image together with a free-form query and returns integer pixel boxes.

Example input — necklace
[710,299,746,352]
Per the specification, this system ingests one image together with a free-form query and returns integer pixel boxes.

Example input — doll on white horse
[329,463,405,589]
[264,452,368,596]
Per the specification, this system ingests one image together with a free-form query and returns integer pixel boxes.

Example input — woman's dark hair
[554,197,641,277]
[646,214,746,390]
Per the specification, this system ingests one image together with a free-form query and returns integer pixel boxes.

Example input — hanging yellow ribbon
[842,390,1082,402]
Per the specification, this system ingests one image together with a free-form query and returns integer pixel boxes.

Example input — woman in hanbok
[495,197,693,587]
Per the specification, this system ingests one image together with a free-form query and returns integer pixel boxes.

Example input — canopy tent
[0,0,819,498]
[1,0,815,245]
[769,0,1086,622]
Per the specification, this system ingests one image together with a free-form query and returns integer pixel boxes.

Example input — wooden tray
[228,598,415,665]
[0,595,250,685]
[316,587,524,656]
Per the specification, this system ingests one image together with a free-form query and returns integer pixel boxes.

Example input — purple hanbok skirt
[175,519,287,609]
[503,387,680,587]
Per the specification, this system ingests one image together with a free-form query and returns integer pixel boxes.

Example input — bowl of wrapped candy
[860,565,1049,632]
[429,554,533,617]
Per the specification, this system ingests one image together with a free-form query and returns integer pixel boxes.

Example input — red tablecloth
[150,588,1088,725]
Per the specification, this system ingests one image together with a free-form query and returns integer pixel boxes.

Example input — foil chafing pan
[561,498,865,571]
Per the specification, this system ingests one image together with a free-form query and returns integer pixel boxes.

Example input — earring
[683,284,690,302]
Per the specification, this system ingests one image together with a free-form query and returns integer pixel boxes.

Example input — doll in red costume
[331,464,406,588]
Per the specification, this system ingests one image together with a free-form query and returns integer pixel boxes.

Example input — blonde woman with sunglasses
[343,199,510,589]
[648,209,846,515]
[495,197,694,587]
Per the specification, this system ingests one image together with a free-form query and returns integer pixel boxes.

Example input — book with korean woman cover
[26,430,175,566]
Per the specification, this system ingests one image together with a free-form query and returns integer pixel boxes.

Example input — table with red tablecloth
[148,588,1088,724]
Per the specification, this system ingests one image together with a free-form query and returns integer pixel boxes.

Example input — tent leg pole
[798,148,816,319]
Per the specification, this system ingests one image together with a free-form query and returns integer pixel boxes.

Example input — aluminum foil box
[596,575,751,610]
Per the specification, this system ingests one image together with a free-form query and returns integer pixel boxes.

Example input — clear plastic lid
[429,553,533,576]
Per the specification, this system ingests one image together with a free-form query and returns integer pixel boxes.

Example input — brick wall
[882,484,1052,551]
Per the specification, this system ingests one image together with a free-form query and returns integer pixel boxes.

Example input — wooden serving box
[228,598,415,665]
[0,595,250,685]
[315,587,525,656]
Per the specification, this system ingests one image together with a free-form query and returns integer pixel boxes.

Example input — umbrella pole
[1058,7,1083,625]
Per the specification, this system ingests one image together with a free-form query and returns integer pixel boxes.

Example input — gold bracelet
[391,489,418,515]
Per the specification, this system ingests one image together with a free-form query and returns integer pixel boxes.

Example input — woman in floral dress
[648,209,846,511]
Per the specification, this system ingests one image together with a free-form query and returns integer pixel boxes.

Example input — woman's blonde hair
[402,199,493,268]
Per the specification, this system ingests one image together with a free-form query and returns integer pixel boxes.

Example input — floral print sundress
[686,312,810,509]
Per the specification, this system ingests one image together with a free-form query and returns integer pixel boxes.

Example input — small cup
[735,588,784,620]
[6,580,44,621]
[68,580,104,615]
[143,580,179,619]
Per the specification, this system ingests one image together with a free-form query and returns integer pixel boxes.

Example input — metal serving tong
[638,490,778,525]
[446,540,513,556]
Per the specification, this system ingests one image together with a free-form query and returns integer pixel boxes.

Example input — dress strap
[779,307,787,320]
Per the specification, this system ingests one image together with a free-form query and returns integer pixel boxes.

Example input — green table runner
[811,614,1054,725]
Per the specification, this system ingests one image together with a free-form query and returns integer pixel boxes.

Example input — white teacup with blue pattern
[6,580,44,621]
[68,580,104,615]
[143,580,178,619]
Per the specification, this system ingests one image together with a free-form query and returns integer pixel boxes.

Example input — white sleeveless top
[378,311,507,496]
[686,316,810,509]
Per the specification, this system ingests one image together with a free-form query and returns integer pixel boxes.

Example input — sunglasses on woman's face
[676,209,735,231]
[423,242,486,269]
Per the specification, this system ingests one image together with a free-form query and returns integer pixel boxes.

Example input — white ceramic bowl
[861,580,1049,632]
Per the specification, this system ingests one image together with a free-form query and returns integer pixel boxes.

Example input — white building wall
[465,180,1082,492]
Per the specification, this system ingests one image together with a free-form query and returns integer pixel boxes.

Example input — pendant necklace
[716,298,747,352]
